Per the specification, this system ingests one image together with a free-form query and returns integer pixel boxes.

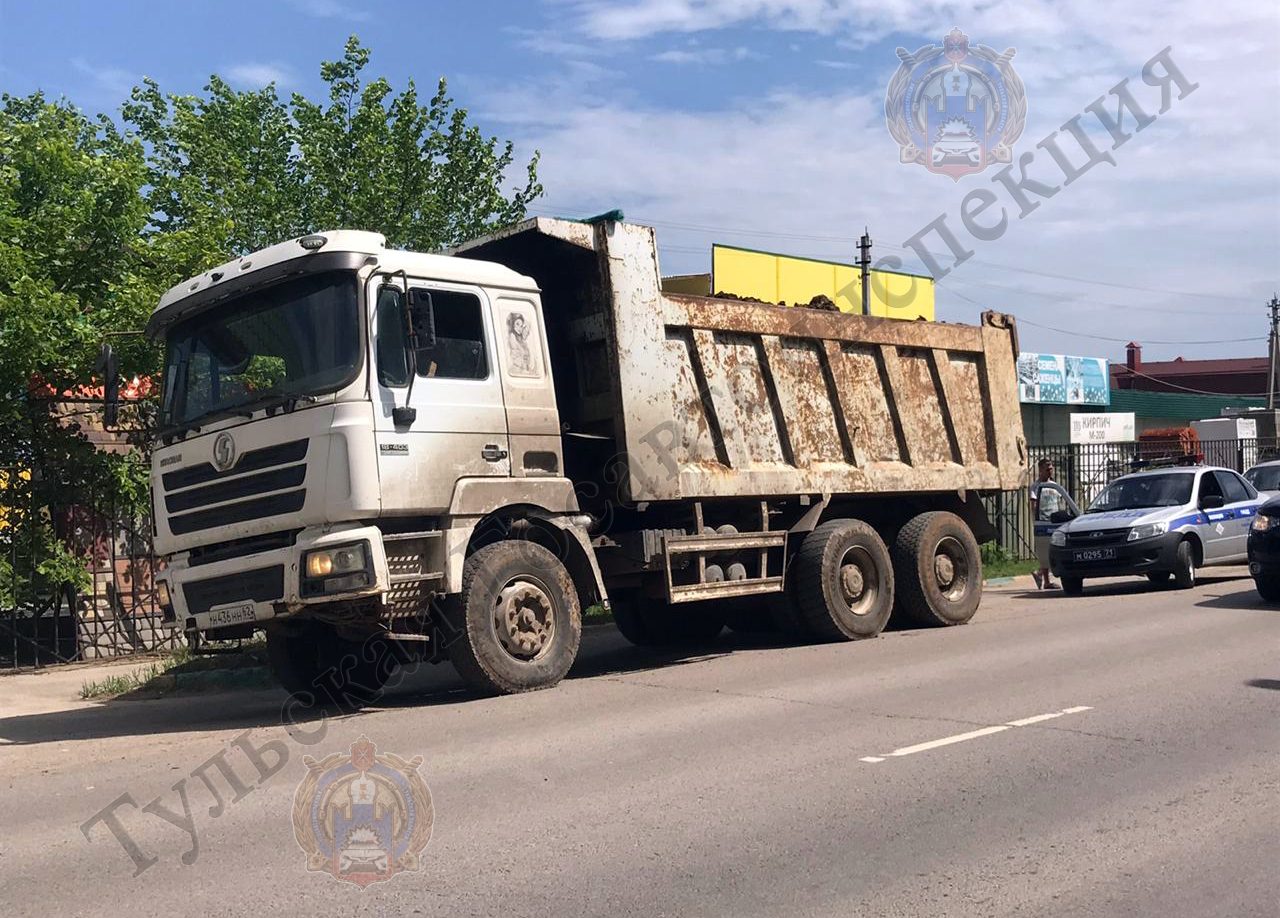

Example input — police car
[1048,465,1264,595]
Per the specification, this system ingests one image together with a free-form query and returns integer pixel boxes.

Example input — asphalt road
[3,568,1279,917]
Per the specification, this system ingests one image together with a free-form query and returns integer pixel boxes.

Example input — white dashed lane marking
[859,706,1094,763]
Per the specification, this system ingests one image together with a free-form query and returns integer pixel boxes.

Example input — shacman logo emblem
[884,28,1026,180]
[292,736,434,888]
[212,432,236,471]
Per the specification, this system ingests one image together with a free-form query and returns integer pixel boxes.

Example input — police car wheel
[1061,576,1083,596]
[1172,540,1196,589]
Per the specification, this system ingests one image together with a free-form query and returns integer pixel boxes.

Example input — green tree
[123,35,542,259]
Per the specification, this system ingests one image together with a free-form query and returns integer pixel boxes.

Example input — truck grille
[183,565,285,615]
[165,439,308,536]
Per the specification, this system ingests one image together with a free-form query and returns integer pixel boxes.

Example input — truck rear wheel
[792,519,894,641]
[892,511,982,626]
[610,590,725,646]
[445,541,582,695]
[266,621,396,710]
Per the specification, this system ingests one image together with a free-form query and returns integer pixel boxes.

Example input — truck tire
[792,519,894,641]
[445,541,582,695]
[891,511,982,626]
[1172,540,1196,589]
[610,590,725,646]
[266,621,396,710]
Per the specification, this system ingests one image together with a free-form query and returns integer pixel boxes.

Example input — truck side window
[375,286,410,388]
[414,290,488,380]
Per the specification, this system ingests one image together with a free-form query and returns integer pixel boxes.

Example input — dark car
[1247,495,1280,600]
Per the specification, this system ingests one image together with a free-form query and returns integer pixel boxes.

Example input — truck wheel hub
[932,536,969,600]
[838,546,876,616]
[494,580,556,661]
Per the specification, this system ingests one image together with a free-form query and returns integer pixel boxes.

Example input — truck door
[371,279,510,513]
[490,294,562,478]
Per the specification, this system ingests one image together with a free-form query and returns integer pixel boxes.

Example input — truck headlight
[1051,529,1067,547]
[1127,522,1168,542]
[301,542,371,596]
[1251,514,1280,532]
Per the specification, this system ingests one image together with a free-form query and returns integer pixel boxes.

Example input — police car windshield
[1087,473,1193,512]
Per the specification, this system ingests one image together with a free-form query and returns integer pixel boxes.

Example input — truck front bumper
[160,524,392,634]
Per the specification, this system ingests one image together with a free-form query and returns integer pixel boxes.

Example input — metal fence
[1,465,178,671]
[986,437,1280,560]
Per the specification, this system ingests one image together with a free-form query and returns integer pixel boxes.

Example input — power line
[1017,317,1263,346]
[535,205,1251,305]
[942,285,1263,347]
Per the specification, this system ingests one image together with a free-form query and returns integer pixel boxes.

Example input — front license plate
[207,603,257,628]
[1073,548,1117,563]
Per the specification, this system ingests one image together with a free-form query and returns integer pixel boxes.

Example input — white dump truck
[132,216,1027,703]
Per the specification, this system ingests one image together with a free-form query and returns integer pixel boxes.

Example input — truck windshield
[161,270,360,430]
[1086,473,1193,512]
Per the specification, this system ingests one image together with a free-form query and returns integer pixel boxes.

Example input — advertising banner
[1017,353,1110,406]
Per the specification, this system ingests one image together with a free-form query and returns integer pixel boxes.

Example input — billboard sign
[1017,353,1110,406]
[1070,412,1136,444]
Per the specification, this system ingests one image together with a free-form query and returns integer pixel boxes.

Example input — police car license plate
[207,603,257,627]
[1072,548,1116,563]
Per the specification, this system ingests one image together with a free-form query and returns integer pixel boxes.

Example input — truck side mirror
[96,343,120,428]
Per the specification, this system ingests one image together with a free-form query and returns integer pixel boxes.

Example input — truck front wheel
[445,541,582,695]
[892,511,982,626]
[266,621,396,710]
[792,519,895,640]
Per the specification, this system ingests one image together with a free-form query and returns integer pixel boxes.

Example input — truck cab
[148,231,601,705]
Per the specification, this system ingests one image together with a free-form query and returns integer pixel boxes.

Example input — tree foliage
[123,35,541,261]
[0,36,542,600]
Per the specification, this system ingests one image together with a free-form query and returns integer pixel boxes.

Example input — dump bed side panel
[600,223,1027,503]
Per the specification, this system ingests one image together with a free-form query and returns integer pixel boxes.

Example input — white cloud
[497,0,1280,360]
[651,46,762,64]
[225,63,293,88]
[284,0,370,21]
[70,57,135,97]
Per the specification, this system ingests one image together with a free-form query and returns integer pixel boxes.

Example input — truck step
[389,572,444,585]
[382,530,443,542]
[668,576,785,603]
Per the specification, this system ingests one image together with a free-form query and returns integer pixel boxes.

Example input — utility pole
[856,229,873,316]
[1268,294,1280,409]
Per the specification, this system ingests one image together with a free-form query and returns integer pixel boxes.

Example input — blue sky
[2,1,1278,367]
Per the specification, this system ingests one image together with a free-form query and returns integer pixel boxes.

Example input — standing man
[1030,458,1062,589]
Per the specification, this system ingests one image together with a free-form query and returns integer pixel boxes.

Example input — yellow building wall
[711,244,935,321]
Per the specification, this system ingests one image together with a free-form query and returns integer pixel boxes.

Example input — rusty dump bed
[456,217,1028,504]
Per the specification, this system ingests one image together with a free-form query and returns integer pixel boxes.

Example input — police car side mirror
[1049,509,1074,524]
[1201,495,1224,510]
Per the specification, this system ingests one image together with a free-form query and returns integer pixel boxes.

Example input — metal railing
[1,465,179,671]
